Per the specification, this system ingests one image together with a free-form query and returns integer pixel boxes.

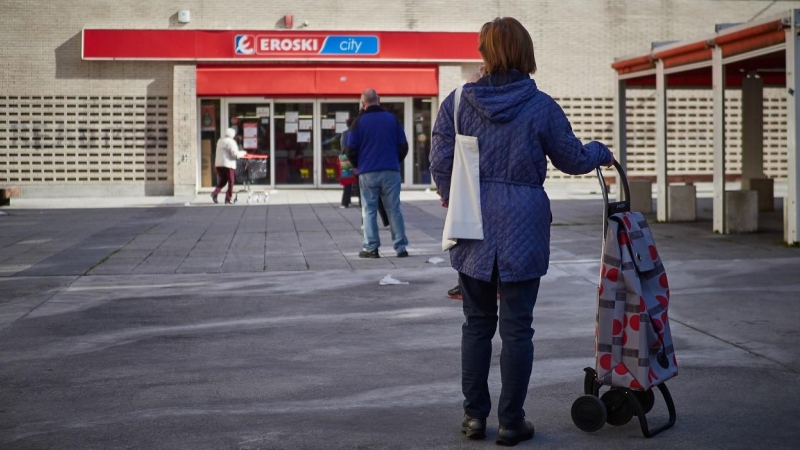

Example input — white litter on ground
[426,257,445,265]
[379,274,409,285]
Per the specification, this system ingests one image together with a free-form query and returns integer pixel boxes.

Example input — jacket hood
[462,76,539,124]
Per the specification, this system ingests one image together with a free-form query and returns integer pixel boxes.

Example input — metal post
[614,79,628,201]
[786,10,800,244]
[656,60,668,222]
[712,46,726,234]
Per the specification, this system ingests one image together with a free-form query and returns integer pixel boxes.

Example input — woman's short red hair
[479,17,537,75]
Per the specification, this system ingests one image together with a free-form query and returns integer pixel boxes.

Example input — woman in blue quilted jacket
[430,17,613,446]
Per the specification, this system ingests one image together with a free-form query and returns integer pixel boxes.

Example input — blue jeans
[459,266,540,427]
[359,171,408,253]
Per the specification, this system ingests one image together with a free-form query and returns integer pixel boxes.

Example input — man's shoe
[396,250,409,258]
[447,285,462,300]
[339,205,348,209]
[211,193,218,204]
[496,421,534,447]
[461,415,486,440]
[358,249,379,258]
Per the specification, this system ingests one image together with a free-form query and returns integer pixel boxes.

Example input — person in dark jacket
[430,17,613,446]
[346,89,409,258]
[340,114,391,228]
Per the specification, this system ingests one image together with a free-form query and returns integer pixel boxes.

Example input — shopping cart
[234,154,269,204]
[570,161,677,438]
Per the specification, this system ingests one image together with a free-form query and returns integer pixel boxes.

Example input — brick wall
[171,64,198,196]
[1,0,799,195]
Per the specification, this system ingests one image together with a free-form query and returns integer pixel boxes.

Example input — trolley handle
[596,160,630,219]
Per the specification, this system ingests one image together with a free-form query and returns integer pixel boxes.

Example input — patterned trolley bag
[571,161,677,438]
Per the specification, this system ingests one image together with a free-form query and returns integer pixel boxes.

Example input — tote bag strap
[453,85,463,135]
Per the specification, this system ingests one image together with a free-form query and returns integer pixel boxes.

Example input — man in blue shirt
[346,88,409,258]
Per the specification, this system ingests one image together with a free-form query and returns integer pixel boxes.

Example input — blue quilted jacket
[430,71,612,283]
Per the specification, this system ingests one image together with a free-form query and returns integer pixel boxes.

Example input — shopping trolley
[234,154,269,204]
[570,161,677,438]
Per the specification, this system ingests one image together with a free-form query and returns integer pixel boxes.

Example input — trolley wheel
[571,395,607,433]
[601,388,634,426]
[632,389,656,414]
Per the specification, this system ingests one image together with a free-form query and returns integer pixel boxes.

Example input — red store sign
[82,29,481,62]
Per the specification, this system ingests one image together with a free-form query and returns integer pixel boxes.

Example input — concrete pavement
[1,185,799,449]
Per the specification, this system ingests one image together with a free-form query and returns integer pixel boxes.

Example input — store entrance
[198,97,433,189]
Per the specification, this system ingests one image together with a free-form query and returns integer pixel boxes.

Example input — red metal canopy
[612,18,789,88]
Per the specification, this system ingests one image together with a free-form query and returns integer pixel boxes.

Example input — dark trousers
[341,183,353,207]
[212,167,235,202]
[459,266,540,427]
[351,178,388,226]
[377,196,389,227]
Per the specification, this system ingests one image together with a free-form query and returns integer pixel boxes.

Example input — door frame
[272,98,316,189]
[316,98,361,187]
[197,97,417,190]
[219,97,276,188]
[380,97,414,187]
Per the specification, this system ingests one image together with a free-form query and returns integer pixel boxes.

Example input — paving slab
[1,187,799,449]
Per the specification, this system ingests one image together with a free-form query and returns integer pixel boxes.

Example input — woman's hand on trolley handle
[604,152,616,168]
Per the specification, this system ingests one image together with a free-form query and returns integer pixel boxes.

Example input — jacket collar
[364,105,385,113]
[476,70,530,88]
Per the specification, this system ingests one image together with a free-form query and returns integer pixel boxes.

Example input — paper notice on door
[335,111,350,122]
[285,122,298,133]
[298,119,312,130]
[297,131,311,143]
[243,122,258,138]
[285,111,299,123]
[335,122,349,133]
[243,138,257,150]
[322,118,335,130]
[256,107,270,117]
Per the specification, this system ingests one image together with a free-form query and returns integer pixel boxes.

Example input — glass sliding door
[319,101,360,185]
[381,98,411,184]
[412,98,435,186]
[199,99,221,187]
[274,101,315,185]
[227,100,272,185]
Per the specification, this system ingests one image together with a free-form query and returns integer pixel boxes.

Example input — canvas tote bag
[442,85,483,251]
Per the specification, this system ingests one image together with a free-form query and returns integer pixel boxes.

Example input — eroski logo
[235,35,255,55]
[232,35,379,56]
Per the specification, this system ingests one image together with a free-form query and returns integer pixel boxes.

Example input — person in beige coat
[211,127,247,204]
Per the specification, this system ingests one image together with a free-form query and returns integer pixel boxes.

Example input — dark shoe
[496,421,534,447]
[339,205,349,209]
[447,284,501,301]
[358,249,379,258]
[461,415,486,440]
[447,285,462,300]
[396,250,408,258]
[210,193,218,204]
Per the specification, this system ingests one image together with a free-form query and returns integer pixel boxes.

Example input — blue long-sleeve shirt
[346,106,408,174]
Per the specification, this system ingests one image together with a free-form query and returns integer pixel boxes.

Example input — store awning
[196,64,439,96]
